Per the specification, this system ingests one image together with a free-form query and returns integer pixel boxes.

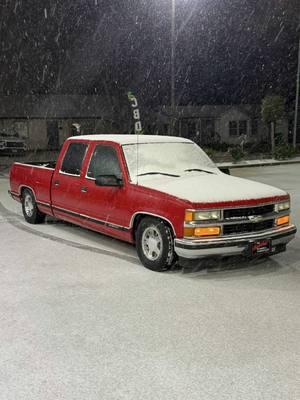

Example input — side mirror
[95,175,123,187]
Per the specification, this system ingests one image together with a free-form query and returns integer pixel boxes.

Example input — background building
[148,105,290,146]
[0,95,131,150]
[0,96,293,150]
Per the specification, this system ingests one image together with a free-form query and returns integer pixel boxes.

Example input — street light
[293,36,300,148]
[170,0,176,136]
[170,1,197,135]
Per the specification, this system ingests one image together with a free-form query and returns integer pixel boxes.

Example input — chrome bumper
[174,225,297,259]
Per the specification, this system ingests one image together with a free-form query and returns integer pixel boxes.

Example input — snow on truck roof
[68,134,193,145]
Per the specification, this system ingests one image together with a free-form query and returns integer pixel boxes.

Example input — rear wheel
[136,217,176,271]
[22,189,45,224]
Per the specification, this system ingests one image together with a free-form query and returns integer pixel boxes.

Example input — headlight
[275,201,290,212]
[185,210,221,221]
[195,210,221,220]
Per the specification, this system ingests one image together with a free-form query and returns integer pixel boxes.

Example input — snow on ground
[0,164,299,400]
[217,156,300,168]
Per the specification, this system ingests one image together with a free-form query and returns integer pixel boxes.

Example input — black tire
[21,189,45,224]
[136,217,176,272]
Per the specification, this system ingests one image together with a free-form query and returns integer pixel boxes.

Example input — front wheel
[22,189,45,224]
[136,217,176,272]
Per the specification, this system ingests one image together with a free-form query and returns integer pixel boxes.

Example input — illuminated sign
[127,91,143,134]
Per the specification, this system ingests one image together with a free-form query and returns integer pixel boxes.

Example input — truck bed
[9,161,56,210]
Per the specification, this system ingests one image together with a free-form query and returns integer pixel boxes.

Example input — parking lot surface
[0,165,299,400]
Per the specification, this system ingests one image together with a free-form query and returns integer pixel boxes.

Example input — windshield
[122,142,217,182]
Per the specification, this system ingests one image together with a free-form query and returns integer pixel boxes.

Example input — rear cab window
[60,142,88,176]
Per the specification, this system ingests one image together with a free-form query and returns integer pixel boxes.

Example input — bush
[274,145,297,160]
[230,146,244,162]
[202,147,216,159]
[275,132,286,146]
[206,142,230,152]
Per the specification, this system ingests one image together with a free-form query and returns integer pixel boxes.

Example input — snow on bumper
[174,225,297,259]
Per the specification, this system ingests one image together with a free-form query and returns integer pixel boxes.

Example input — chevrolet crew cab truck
[9,135,297,271]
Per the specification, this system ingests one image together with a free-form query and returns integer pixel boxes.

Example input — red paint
[9,138,289,242]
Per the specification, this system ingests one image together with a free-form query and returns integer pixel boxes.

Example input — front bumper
[174,225,297,259]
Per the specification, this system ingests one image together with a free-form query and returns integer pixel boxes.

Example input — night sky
[1,0,299,107]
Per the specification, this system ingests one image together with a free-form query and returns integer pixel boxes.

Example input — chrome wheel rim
[24,194,34,217]
[142,226,163,261]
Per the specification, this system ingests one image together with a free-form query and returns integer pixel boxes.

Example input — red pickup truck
[9,134,296,271]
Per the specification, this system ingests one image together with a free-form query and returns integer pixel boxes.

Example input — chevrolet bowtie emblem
[248,215,263,222]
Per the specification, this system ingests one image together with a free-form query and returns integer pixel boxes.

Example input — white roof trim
[67,134,193,145]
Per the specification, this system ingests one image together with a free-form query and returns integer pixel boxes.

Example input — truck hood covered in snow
[137,172,287,204]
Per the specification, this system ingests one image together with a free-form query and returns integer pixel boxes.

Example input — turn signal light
[185,211,194,222]
[194,227,221,237]
[184,227,221,237]
[276,215,289,226]
[184,227,195,237]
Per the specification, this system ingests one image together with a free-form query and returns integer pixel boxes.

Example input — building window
[239,120,247,136]
[229,121,238,136]
[229,120,248,136]
[251,119,258,136]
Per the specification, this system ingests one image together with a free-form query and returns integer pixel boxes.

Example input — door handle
[54,180,60,187]
[81,187,88,193]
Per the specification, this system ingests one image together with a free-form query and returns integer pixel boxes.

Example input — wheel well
[20,186,34,200]
[131,213,175,242]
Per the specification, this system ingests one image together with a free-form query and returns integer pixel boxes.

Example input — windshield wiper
[184,168,214,174]
[137,171,180,177]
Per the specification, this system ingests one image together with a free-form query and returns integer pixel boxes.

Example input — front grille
[224,204,274,219]
[6,141,24,148]
[223,219,274,235]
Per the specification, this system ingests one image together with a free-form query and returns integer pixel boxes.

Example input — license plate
[251,239,271,256]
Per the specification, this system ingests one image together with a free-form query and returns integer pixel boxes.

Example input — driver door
[79,143,126,234]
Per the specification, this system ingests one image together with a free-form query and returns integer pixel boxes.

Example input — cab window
[60,142,88,175]
[87,145,122,179]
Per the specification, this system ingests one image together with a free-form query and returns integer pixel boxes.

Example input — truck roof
[67,134,193,145]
